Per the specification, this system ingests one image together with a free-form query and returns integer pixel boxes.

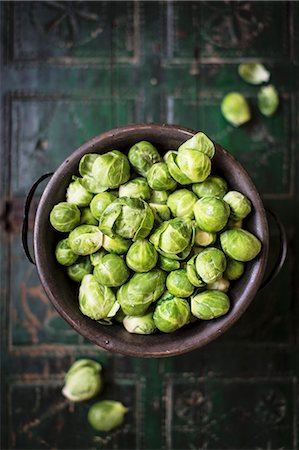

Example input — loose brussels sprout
[238,63,270,85]
[128,140,162,177]
[149,218,195,260]
[223,191,251,221]
[102,234,131,255]
[164,151,192,185]
[66,176,93,207]
[166,269,195,298]
[123,309,157,334]
[158,255,180,272]
[194,197,230,232]
[90,249,107,266]
[90,192,116,221]
[92,150,130,190]
[176,148,211,183]
[221,92,251,127]
[94,254,130,287]
[50,202,81,232]
[150,190,169,204]
[80,207,98,226]
[149,203,171,224]
[79,154,107,194]
[207,277,230,293]
[195,247,227,284]
[167,189,198,219]
[79,274,116,320]
[62,359,102,402]
[68,225,103,255]
[220,229,261,262]
[191,290,230,320]
[126,239,158,272]
[147,162,177,191]
[224,258,245,280]
[117,269,166,316]
[178,132,215,159]
[192,175,228,199]
[88,400,128,432]
[67,256,93,282]
[194,229,216,247]
[55,238,78,266]
[119,177,151,201]
[258,85,279,117]
[99,197,154,241]
[186,254,206,288]
[153,296,190,333]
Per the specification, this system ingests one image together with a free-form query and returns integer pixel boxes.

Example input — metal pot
[22,124,286,357]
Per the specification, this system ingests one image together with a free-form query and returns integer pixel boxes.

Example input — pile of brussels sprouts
[49,132,262,335]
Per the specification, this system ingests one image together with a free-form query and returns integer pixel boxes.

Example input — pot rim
[34,123,269,357]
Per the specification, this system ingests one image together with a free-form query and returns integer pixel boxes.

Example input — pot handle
[22,172,53,265]
[258,208,287,291]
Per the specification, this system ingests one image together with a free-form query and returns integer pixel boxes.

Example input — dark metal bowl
[34,124,269,357]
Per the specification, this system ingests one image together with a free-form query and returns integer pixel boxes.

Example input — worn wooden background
[1,2,298,449]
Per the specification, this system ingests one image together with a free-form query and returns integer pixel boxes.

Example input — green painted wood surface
[1,2,298,449]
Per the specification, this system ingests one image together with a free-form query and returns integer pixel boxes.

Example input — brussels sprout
[93,254,130,287]
[150,218,195,260]
[192,175,228,199]
[126,239,158,272]
[79,154,107,194]
[207,277,230,293]
[90,192,116,221]
[224,258,245,280]
[62,359,102,402]
[166,269,195,298]
[153,296,190,333]
[147,162,177,191]
[186,254,206,288]
[149,203,171,224]
[221,92,251,127]
[55,239,78,266]
[150,190,169,204]
[66,176,93,207]
[67,256,93,282]
[50,202,81,232]
[99,197,154,241]
[123,309,157,334]
[238,63,270,85]
[167,189,198,219]
[178,132,215,159]
[90,249,107,266]
[176,148,211,183]
[220,229,261,262]
[194,197,230,232]
[128,140,162,177]
[117,269,166,316]
[80,207,98,226]
[164,151,192,185]
[258,85,279,117]
[194,229,216,247]
[195,247,227,284]
[102,234,131,255]
[88,400,127,432]
[92,150,130,190]
[223,191,251,221]
[227,218,243,229]
[158,255,180,272]
[68,225,103,255]
[79,274,116,320]
[191,290,230,320]
[119,177,151,201]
